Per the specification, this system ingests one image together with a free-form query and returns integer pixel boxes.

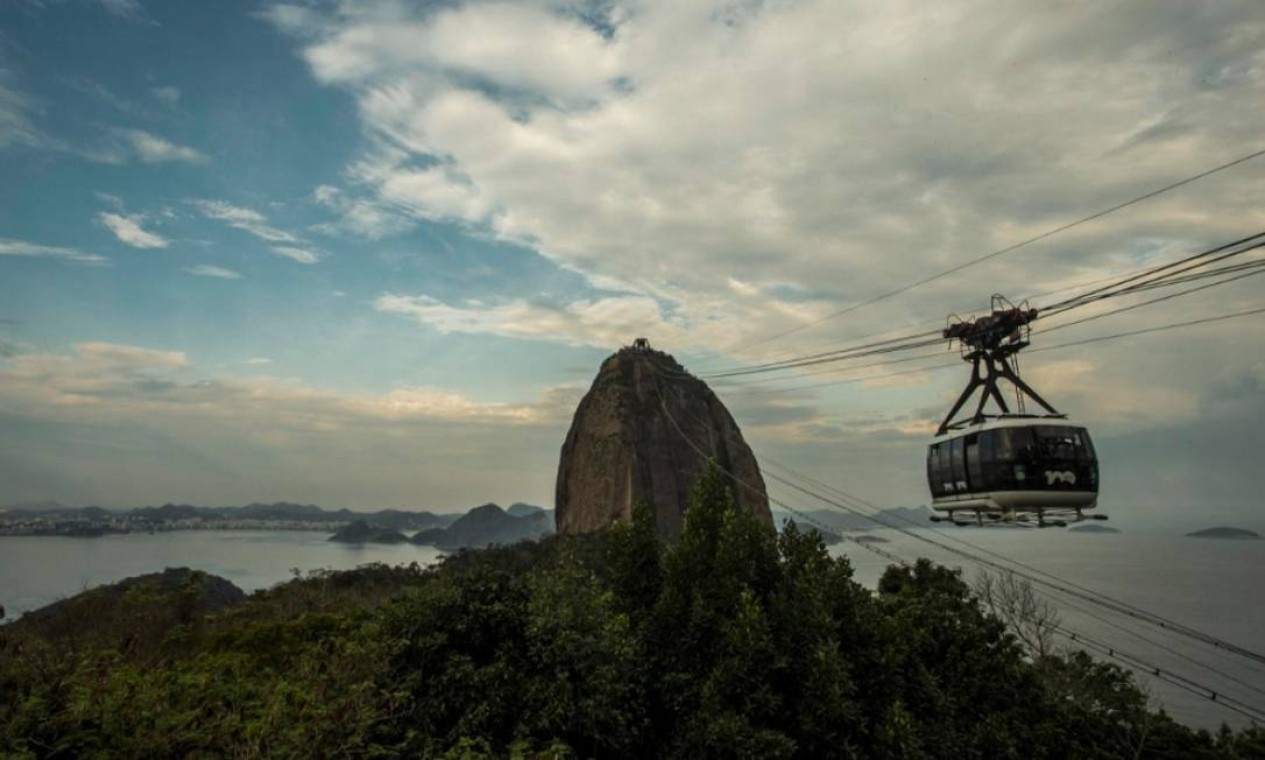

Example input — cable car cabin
[926,418,1099,525]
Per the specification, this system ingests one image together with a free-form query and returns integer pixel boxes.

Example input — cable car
[927,296,1103,526]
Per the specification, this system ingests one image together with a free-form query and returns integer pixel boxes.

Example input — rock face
[556,345,772,538]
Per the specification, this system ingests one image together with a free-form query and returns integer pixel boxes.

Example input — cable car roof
[931,415,1084,441]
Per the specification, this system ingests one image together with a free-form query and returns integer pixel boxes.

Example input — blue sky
[1,0,1262,527]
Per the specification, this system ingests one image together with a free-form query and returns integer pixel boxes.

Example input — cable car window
[965,433,982,489]
[949,436,966,492]
[1035,426,1079,460]
[927,444,940,496]
[1076,428,1096,461]
[995,427,1027,461]
[978,430,999,489]
[1006,427,1035,461]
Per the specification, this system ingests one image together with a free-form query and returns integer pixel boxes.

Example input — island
[1185,526,1261,540]
[1069,524,1120,534]
[328,520,408,544]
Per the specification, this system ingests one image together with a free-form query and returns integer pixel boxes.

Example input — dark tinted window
[949,436,965,491]
[1035,426,1083,461]
[965,433,982,489]
[995,427,1034,461]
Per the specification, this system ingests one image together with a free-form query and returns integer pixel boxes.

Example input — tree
[974,568,1061,659]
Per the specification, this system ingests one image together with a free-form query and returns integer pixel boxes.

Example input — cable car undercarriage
[927,296,1105,528]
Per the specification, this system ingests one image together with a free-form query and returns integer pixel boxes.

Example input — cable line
[718,303,1264,397]
[1039,266,1265,336]
[649,363,1265,723]
[705,231,1265,382]
[732,148,1265,353]
[653,360,1265,669]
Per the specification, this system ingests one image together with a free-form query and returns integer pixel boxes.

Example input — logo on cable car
[1045,470,1076,486]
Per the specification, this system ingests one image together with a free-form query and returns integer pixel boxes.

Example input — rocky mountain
[410,503,554,550]
[556,344,772,538]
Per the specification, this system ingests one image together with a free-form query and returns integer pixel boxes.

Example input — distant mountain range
[0,500,557,533]
[330,503,554,550]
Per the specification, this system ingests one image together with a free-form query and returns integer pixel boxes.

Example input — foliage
[1,468,1258,757]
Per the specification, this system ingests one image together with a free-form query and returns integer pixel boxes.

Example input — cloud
[0,238,109,264]
[301,2,620,100]
[0,342,588,507]
[192,200,298,243]
[271,246,321,264]
[185,264,242,279]
[0,341,569,428]
[192,199,323,263]
[94,192,125,210]
[0,71,40,149]
[96,0,145,18]
[97,212,169,249]
[151,86,181,106]
[311,183,412,239]
[75,341,189,369]
[376,292,697,349]
[273,0,1265,362]
[121,129,206,163]
[244,357,271,365]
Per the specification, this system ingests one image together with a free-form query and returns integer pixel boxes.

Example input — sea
[1,527,1261,731]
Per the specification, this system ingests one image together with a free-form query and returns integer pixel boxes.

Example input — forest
[2,467,1261,758]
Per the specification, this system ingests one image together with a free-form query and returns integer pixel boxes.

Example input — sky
[0,0,1262,528]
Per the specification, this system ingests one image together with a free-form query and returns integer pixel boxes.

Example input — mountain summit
[555,342,772,538]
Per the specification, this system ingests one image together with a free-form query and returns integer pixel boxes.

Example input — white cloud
[185,264,243,279]
[94,192,125,210]
[303,3,620,101]
[244,357,272,365]
[273,0,1265,362]
[151,86,181,106]
[311,182,412,239]
[98,212,168,249]
[122,129,206,164]
[192,199,298,241]
[192,199,324,263]
[192,200,297,243]
[0,238,109,264]
[75,341,189,369]
[271,246,321,264]
[376,291,711,349]
[0,341,588,508]
[97,0,145,19]
[0,71,40,149]
[0,342,566,428]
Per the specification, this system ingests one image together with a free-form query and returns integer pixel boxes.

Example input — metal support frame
[935,297,1064,436]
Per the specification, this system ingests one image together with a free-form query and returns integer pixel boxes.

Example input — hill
[410,503,554,549]
[329,520,408,544]
[1186,526,1260,540]
[1069,524,1121,534]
